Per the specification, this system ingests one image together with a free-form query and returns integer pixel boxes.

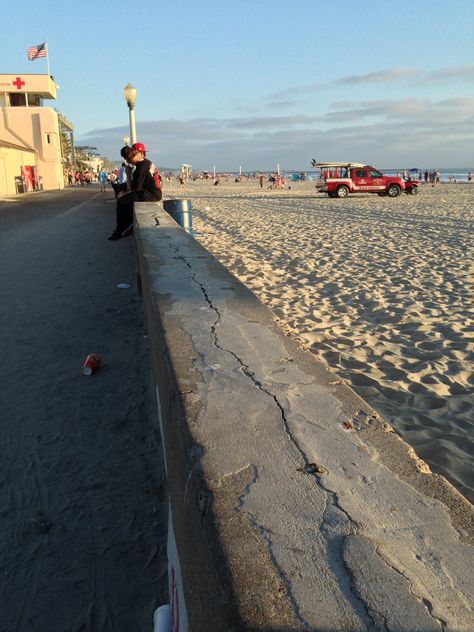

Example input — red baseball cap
[132,142,146,153]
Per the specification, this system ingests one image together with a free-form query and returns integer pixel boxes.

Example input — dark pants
[113,190,163,237]
[114,192,137,236]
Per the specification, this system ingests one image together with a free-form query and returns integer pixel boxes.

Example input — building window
[10,93,27,106]
[28,94,41,106]
[46,134,52,144]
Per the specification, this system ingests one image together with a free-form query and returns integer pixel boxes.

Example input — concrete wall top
[135,201,474,631]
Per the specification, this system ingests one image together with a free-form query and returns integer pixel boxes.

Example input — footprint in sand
[412,394,447,410]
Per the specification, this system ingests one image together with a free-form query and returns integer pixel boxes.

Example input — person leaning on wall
[108,143,162,240]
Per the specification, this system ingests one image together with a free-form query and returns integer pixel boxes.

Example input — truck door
[352,168,368,190]
[367,168,385,191]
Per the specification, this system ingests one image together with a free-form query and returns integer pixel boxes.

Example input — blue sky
[2,0,473,170]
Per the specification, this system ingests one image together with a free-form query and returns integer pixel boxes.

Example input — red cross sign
[13,77,25,89]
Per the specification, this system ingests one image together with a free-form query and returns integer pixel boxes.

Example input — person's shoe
[107,232,121,241]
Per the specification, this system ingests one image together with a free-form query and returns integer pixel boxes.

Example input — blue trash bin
[163,199,193,233]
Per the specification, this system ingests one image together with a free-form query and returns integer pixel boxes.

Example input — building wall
[0,106,64,191]
[0,146,37,195]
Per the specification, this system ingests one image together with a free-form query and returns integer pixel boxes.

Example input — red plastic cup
[82,353,101,375]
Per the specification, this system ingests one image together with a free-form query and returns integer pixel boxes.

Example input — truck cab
[351,166,386,191]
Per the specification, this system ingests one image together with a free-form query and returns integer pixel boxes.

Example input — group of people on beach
[417,170,472,185]
[451,171,473,184]
[66,170,95,187]
[423,170,441,185]
[66,168,116,189]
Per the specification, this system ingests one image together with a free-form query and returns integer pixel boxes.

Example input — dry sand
[163,178,473,503]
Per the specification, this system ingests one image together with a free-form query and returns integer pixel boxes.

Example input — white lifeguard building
[0,73,74,195]
[181,163,192,179]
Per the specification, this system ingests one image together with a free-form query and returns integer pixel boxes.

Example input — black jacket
[132,158,162,201]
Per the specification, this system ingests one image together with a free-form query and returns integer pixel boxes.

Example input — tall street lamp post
[123,83,137,145]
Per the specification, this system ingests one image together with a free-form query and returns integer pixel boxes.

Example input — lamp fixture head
[123,83,137,109]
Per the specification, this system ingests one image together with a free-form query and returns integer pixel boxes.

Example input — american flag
[27,42,47,61]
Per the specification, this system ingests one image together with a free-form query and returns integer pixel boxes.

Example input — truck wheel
[387,184,401,198]
[336,185,349,198]
[408,187,418,195]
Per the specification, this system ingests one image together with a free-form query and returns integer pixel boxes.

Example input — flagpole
[45,37,51,76]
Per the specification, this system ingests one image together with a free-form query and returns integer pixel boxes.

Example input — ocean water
[382,168,473,183]
[299,168,473,183]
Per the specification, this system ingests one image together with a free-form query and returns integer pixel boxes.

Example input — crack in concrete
[190,264,378,629]
[319,493,377,631]
[168,243,377,629]
[186,269,314,629]
[375,547,447,631]
[234,465,313,631]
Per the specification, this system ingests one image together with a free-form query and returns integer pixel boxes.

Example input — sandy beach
[162,178,474,503]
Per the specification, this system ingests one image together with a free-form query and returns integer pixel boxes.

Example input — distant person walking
[108,142,162,241]
[98,169,107,192]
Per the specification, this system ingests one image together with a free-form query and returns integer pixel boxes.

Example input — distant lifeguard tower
[0,73,74,195]
[181,163,192,179]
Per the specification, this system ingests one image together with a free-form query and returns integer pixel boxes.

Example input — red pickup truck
[312,162,418,198]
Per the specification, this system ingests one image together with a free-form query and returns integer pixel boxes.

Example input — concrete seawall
[134,201,473,631]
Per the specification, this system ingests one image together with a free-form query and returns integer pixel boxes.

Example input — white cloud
[267,82,325,101]
[79,90,474,170]
[426,63,474,82]
[79,113,473,171]
[324,97,474,124]
[225,115,320,129]
[336,68,421,85]
[266,99,306,110]
[265,63,474,104]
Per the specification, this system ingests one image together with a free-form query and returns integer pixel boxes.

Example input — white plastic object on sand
[153,604,171,632]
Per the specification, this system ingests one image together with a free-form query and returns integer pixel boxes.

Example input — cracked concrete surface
[135,203,474,631]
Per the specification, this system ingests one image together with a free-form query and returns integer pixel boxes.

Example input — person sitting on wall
[108,142,162,241]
